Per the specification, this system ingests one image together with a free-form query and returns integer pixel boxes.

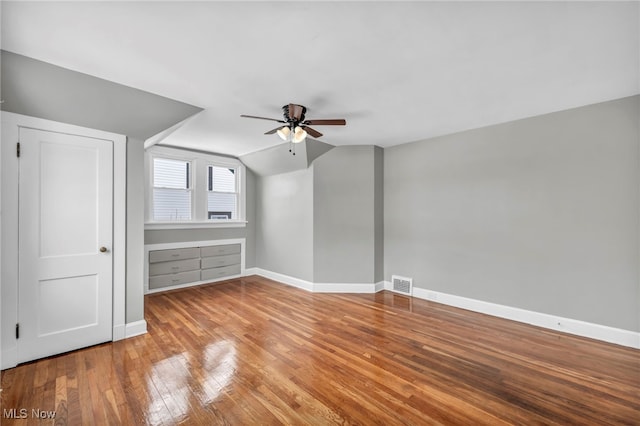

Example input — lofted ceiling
[1,1,638,158]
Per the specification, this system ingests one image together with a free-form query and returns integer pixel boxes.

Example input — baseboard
[249,269,385,294]
[244,267,259,276]
[250,268,314,291]
[113,324,126,341]
[1,347,17,370]
[397,284,640,349]
[313,282,378,293]
[125,320,148,338]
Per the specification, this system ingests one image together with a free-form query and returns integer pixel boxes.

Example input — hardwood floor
[2,275,639,425]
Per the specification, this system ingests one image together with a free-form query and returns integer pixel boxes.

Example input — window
[145,147,246,229]
[207,166,237,220]
[152,158,192,221]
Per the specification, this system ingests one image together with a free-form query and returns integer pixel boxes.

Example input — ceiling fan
[241,103,346,155]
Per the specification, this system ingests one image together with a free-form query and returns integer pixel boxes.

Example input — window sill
[145,221,247,230]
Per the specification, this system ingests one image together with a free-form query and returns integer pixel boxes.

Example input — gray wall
[1,50,203,327]
[313,146,383,283]
[145,168,257,268]
[126,139,145,323]
[256,168,314,282]
[384,95,640,331]
[0,50,202,140]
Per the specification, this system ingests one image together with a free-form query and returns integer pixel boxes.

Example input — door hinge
[16,142,20,158]
[15,323,19,339]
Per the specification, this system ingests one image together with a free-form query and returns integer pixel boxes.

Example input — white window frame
[152,156,193,221]
[144,146,246,229]
[207,164,239,220]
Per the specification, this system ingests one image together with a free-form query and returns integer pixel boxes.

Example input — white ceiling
[2,1,638,157]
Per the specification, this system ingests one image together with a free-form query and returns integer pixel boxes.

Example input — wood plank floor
[2,275,639,425]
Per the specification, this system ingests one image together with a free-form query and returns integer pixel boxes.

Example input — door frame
[1,111,127,369]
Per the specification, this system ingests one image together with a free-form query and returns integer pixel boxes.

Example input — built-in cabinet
[145,239,244,294]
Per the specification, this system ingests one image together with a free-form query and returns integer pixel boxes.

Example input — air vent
[391,275,412,296]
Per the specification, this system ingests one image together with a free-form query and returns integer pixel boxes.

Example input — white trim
[1,112,20,369]
[112,134,127,342]
[250,268,314,292]
[144,220,247,230]
[125,320,148,338]
[313,282,379,293]
[145,275,243,294]
[144,238,246,294]
[248,268,386,294]
[145,238,245,252]
[398,284,640,349]
[0,112,128,369]
[113,324,126,341]
[144,145,246,224]
[1,347,17,371]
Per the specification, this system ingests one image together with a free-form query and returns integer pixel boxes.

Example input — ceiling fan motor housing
[283,104,307,125]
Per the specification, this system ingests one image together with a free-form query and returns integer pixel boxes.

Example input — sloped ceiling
[1,1,638,156]
[0,50,202,140]
[240,139,335,176]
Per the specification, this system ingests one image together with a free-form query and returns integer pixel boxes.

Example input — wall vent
[391,275,413,296]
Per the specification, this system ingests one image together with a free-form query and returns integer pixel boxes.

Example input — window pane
[208,192,237,220]
[154,158,189,189]
[209,166,236,192]
[153,188,191,220]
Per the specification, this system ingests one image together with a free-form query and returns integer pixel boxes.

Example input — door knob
[99,246,108,253]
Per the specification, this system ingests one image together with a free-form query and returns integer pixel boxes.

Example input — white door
[18,128,113,363]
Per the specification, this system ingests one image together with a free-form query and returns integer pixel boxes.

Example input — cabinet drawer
[200,244,240,257]
[149,258,200,276]
[201,264,241,281]
[201,254,240,269]
[149,270,200,290]
[149,247,200,263]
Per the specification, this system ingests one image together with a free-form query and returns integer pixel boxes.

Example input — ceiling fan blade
[289,104,304,121]
[264,127,282,135]
[240,114,286,123]
[302,126,323,138]
[303,119,346,126]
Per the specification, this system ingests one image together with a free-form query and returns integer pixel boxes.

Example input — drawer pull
[171,266,180,270]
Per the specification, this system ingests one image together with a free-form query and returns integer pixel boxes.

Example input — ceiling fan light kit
[292,126,307,143]
[241,103,346,156]
[276,126,290,141]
